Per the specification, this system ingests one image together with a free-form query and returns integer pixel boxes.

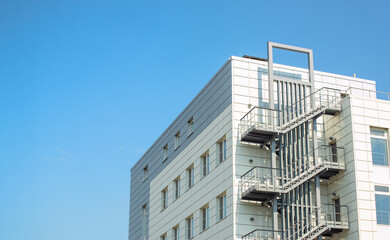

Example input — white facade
[129,44,390,240]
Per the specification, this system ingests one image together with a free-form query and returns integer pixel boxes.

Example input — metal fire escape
[239,43,349,240]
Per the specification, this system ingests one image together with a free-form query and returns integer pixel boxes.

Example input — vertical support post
[271,137,278,234]
[268,42,274,110]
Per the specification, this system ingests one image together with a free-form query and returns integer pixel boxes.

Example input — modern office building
[129,42,390,240]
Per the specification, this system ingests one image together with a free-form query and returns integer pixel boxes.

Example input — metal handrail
[280,87,341,126]
[345,87,390,101]
[240,106,281,121]
[240,145,345,196]
[241,229,284,240]
[241,204,348,240]
[240,87,342,140]
[284,204,349,240]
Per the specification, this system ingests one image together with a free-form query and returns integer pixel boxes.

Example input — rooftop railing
[346,87,390,101]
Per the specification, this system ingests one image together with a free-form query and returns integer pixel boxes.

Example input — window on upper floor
[163,144,168,161]
[186,215,194,239]
[172,225,179,240]
[371,128,388,166]
[161,188,168,210]
[217,137,227,164]
[175,131,180,150]
[187,165,194,189]
[375,185,390,225]
[174,177,180,200]
[160,233,167,240]
[201,152,210,178]
[142,204,147,239]
[200,205,209,231]
[188,118,194,137]
[217,192,227,221]
[143,165,148,181]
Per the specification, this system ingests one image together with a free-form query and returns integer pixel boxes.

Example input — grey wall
[129,59,233,240]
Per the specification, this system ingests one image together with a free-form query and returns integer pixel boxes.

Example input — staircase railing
[284,204,349,240]
[241,229,284,240]
[280,87,341,128]
[240,204,348,240]
[241,145,345,197]
[240,87,342,139]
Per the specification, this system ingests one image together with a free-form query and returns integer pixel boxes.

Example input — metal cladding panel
[128,60,233,240]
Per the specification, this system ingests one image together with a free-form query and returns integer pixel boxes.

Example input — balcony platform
[242,186,280,202]
[241,126,279,144]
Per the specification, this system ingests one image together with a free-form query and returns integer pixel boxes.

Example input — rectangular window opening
[143,165,148,181]
[161,188,168,210]
[188,118,194,137]
[163,145,168,161]
[375,194,390,225]
[175,132,180,150]
[370,128,388,166]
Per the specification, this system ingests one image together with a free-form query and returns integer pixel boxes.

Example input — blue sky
[0,1,389,239]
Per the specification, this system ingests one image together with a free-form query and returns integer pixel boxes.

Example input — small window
[201,153,210,178]
[370,128,388,166]
[172,225,179,240]
[187,165,194,189]
[160,233,167,240]
[375,185,390,192]
[330,142,338,163]
[186,215,194,239]
[217,138,227,164]
[375,194,390,225]
[163,145,168,161]
[217,193,227,221]
[200,205,209,231]
[161,188,168,210]
[174,177,181,200]
[143,165,148,181]
[188,118,194,137]
[175,132,180,150]
[142,204,147,239]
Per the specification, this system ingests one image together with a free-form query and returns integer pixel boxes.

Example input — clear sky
[0,1,389,239]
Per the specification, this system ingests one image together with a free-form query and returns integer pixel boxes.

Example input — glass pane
[371,129,386,136]
[371,138,388,166]
[376,194,390,225]
[375,185,390,192]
